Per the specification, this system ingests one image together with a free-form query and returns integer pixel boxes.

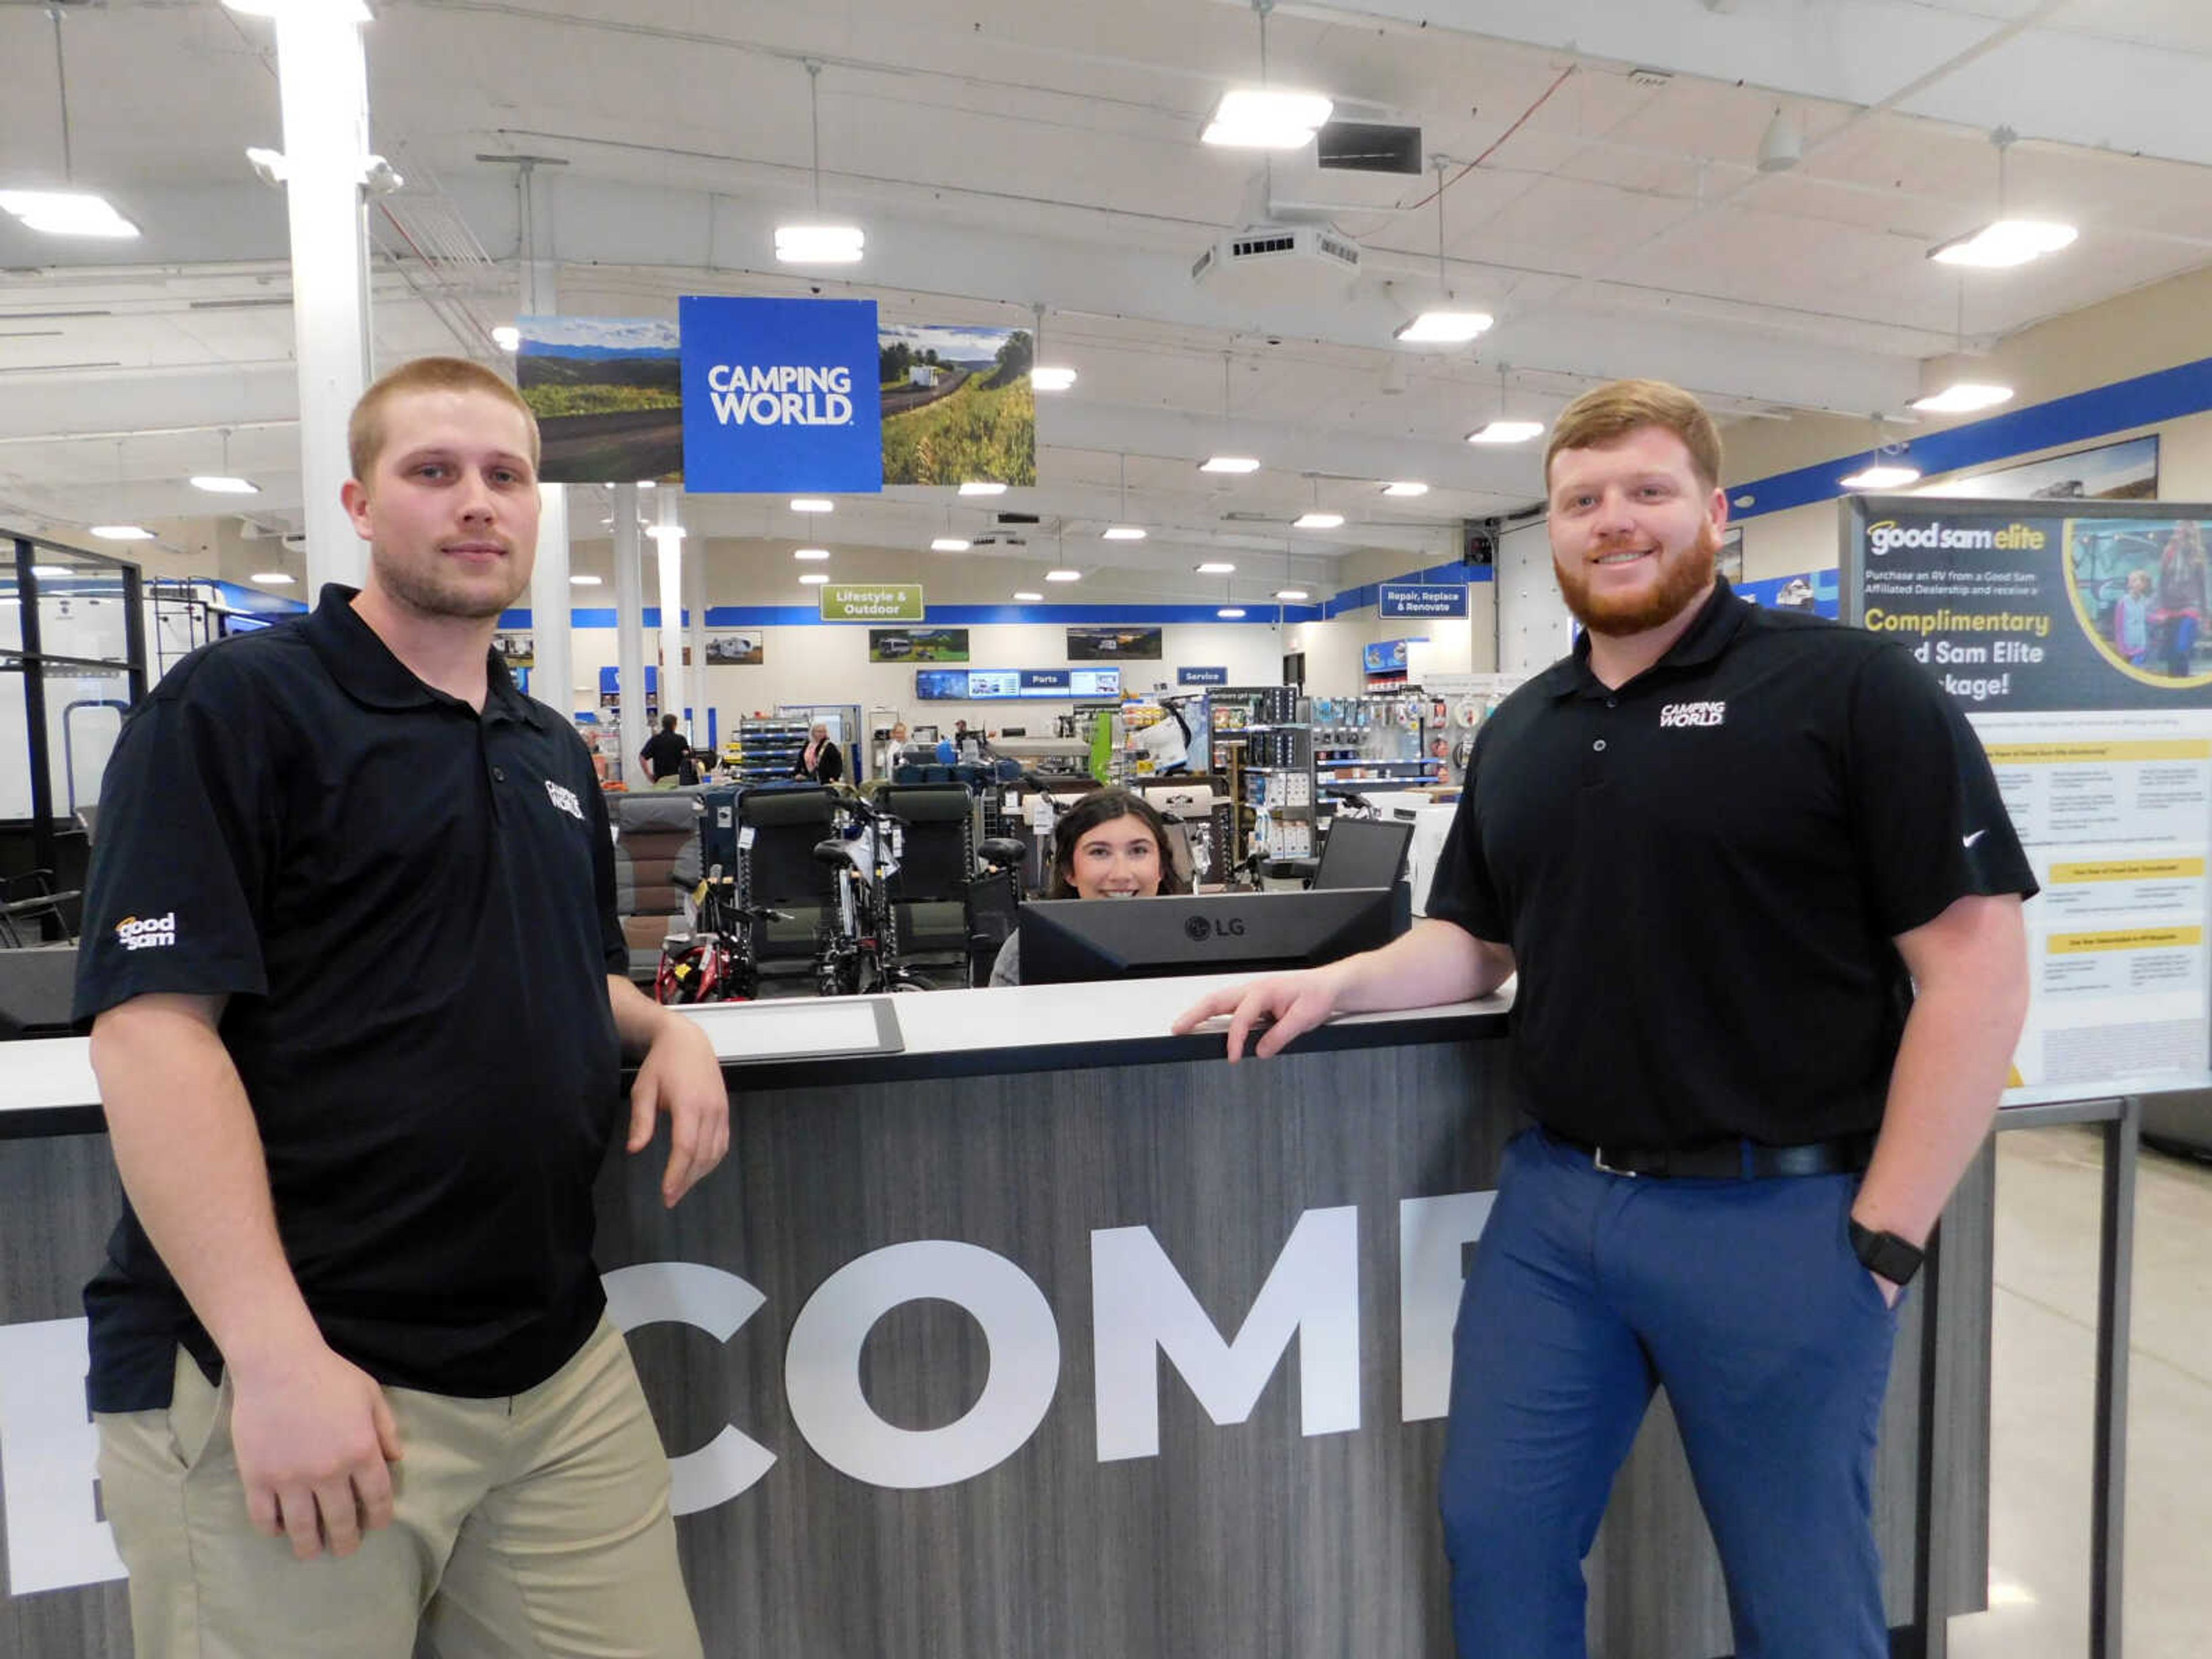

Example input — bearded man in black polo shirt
[1177,378,2035,1658]
[75,357,726,1658]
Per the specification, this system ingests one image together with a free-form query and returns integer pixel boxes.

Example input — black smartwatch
[1849,1221,1924,1286]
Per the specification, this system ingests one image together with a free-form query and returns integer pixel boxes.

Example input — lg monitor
[1018,887,1410,984]
[1313,816,1415,892]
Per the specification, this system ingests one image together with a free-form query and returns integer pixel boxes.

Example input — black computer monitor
[1018,887,1410,984]
[1313,816,1414,891]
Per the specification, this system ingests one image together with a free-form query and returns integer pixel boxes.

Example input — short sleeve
[1421,728,1510,944]
[581,757,629,977]
[1844,643,2039,936]
[73,659,281,1022]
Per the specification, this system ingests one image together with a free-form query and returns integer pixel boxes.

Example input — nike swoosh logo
[1963,829,1987,848]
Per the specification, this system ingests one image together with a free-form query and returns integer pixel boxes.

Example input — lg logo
[1182,914,1247,942]
[2,1194,1495,1600]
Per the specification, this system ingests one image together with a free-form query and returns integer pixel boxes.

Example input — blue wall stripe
[497,602,1327,629]
[1730,353,2212,521]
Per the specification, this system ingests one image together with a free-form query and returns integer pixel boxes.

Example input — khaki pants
[96,1317,705,1659]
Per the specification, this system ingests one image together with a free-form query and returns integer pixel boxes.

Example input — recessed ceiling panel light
[930,537,971,552]
[570,573,603,585]
[794,547,832,560]
[1031,366,1078,391]
[790,498,834,513]
[0,190,140,239]
[1467,420,1546,445]
[88,525,154,541]
[1045,569,1081,582]
[190,475,259,494]
[958,480,1008,497]
[1202,89,1334,150]
[1908,382,2016,415]
[798,571,831,585]
[1394,310,1494,344]
[249,571,296,585]
[1293,512,1344,530]
[1199,456,1262,474]
[774,224,865,264]
[1381,480,1429,497]
[1273,588,1310,601]
[1102,526,1147,541]
[1013,590,1044,602]
[1927,219,2075,268]
[1195,562,1237,575]
[1839,463,1923,489]
[1217,607,1248,619]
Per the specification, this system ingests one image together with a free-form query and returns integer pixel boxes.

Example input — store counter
[0,978,1991,1658]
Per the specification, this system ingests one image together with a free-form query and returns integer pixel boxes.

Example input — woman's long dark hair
[1046,788,1192,899]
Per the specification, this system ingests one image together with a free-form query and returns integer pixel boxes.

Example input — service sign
[1179,666,1229,686]
[819,583,925,624]
[680,296,883,494]
[1377,582,1468,619]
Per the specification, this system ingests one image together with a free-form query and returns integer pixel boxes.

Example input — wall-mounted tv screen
[915,667,1123,700]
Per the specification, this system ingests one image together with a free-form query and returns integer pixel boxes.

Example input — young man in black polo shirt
[75,357,728,1657]
[1176,379,2034,1657]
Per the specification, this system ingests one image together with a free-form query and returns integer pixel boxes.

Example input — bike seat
[977,837,1024,868]
[811,838,850,867]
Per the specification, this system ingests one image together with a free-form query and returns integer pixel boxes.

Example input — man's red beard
[1554,518,1721,637]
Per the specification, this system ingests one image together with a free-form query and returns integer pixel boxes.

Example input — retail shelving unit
[1310,691,1441,802]
[725,716,809,783]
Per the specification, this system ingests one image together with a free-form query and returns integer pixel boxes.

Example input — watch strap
[1849,1219,1923,1286]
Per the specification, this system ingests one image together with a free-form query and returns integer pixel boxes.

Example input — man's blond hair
[347,357,540,482]
[1544,378,1722,495]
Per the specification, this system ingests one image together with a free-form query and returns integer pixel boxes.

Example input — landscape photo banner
[878,323,1036,487]
[1847,495,2212,712]
[518,316,683,484]
[680,297,884,494]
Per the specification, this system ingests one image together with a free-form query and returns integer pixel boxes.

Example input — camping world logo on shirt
[1658,700,1727,729]
[113,913,177,952]
[544,780,585,821]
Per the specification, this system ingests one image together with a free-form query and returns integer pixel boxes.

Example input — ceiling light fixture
[775,62,865,265]
[1293,512,1344,530]
[1200,456,1262,475]
[1910,278,2015,415]
[491,324,521,351]
[642,523,686,541]
[250,571,296,585]
[1203,89,1334,150]
[930,537,971,552]
[798,572,831,585]
[224,0,373,21]
[958,480,1008,497]
[1031,365,1077,392]
[1273,588,1310,601]
[1468,362,1544,445]
[1927,128,2075,268]
[32,565,74,577]
[1103,453,1146,540]
[1382,480,1429,497]
[88,526,154,541]
[2,18,139,238]
[1196,562,1237,575]
[1840,415,1920,489]
[790,497,834,513]
[1045,569,1081,582]
[1013,590,1044,602]
[1218,607,1248,619]
[1396,157,1494,345]
[570,573,603,585]
[191,475,258,495]
[794,547,831,560]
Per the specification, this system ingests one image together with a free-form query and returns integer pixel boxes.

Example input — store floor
[1948,1124,2212,1658]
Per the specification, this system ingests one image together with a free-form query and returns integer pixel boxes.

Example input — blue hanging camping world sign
[680,296,884,494]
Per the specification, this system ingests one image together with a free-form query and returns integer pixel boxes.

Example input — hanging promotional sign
[819,584,925,623]
[1377,583,1468,619]
[517,316,684,486]
[1844,495,2212,1094]
[680,297,883,494]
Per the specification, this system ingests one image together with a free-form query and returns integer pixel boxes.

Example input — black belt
[1547,1128,1874,1180]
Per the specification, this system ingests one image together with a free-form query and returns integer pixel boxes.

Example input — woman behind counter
[990,788,1190,986]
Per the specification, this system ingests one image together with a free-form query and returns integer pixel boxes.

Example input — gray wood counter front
[0,978,1989,1657]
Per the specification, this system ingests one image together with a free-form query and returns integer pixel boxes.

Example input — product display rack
[1309,691,1443,800]
[725,716,810,783]
[1211,686,1317,862]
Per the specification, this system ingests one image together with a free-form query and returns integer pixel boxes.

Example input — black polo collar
[1543,576,1750,700]
[302,582,530,721]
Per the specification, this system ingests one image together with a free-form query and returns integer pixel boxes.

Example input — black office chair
[0,870,81,948]
[734,786,840,982]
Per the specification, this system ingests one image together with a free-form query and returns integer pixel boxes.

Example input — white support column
[654,490,687,743]
[612,484,648,786]
[518,225,574,724]
[272,9,374,593]
[683,515,709,743]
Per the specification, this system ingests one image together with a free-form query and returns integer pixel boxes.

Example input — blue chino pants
[1439,1127,1903,1658]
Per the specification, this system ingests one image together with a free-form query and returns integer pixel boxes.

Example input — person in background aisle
[74,355,725,1659]
[791,721,844,784]
[1174,377,2034,1659]
[2153,519,2209,678]
[639,711,691,787]
[990,788,1188,985]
